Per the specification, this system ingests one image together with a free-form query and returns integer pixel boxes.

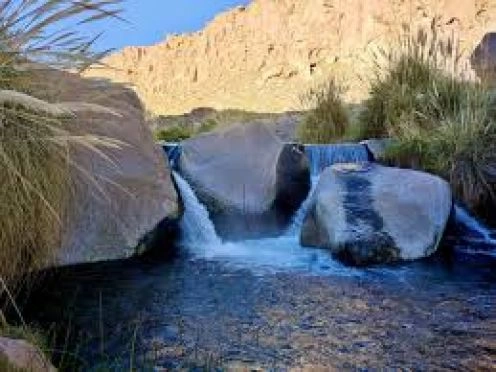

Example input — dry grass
[297,79,350,143]
[0,1,123,289]
[359,20,496,217]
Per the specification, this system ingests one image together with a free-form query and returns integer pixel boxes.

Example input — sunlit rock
[301,163,453,265]
[179,122,310,238]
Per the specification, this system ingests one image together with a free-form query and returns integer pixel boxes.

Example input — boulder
[0,337,56,371]
[37,69,180,265]
[301,163,452,265]
[179,122,310,238]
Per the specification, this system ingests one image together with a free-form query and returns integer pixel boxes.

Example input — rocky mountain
[85,0,496,115]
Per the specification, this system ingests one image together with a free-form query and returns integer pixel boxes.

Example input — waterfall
[162,143,181,169]
[454,205,496,245]
[171,170,355,275]
[286,176,319,235]
[305,144,370,176]
[284,143,370,234]
[172,171,222,246]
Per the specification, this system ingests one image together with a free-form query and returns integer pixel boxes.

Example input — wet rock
[301,163,452,265]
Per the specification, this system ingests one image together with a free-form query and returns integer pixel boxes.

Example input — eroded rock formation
[85,0,496,115]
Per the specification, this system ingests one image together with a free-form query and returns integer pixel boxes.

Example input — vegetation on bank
[0,0,123,290]
[298,23,496,217]
[0,1,127,369]
[152,109,288,142]
[296,79,350,143]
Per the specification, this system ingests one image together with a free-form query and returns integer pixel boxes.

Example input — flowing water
[22,144,496,370]
[305,143,370,176]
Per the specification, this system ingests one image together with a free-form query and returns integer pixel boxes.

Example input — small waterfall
[286,176,319,235]
[172,171,222,246]
[305,144,370,176]
[454,205,496,245]
[162,143,181,169]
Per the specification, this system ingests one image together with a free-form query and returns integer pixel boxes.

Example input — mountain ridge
[84,0,496,115]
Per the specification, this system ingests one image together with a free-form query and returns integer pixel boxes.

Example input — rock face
[179,122,309,238]
[37,69,180,265]
[0,337,56,372]
[85,0,496,115]
[301,163,452,265]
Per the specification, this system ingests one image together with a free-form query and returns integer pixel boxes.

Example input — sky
[82,0,250,52]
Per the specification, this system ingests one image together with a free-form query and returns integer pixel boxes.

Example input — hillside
[85,0,496,115]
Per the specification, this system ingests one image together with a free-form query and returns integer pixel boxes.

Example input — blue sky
[84,0,250,51]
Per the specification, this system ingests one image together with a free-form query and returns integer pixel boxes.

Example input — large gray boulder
[301,163,452,266]
[179,122,310,238]
[39,69,180,265]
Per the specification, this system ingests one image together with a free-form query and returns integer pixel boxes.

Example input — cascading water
[171,169,356,275]
[452,206,496,258]
[305,143,370,176]
[168,143,376,275]
[172,171,221,246]
[454,205,496,244]
[286,176,319,235]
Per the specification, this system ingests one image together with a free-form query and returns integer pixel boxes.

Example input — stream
[20,144,496,370]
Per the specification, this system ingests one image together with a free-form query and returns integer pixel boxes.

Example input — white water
[286,176,319,235]
[306,144,370,176]
[172,172,221,246]
[454,205,496,246]
[172,171,357,276]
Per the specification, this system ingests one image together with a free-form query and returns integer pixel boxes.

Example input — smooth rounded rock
[301,163,453,265]
[179,122,310,238]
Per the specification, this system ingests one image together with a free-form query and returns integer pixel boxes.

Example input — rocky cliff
[85,0,496,115]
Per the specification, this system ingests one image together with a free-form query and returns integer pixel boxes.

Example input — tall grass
[0,1,123,288]
[359,21,496,216]
[297,79,350,143]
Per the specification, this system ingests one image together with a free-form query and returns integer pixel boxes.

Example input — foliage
[0,0,123,288]
[154,125,194,142]
[383,78,496,213]
[360,21,496,215]
[297,79,350,143]
[152,109,276,142]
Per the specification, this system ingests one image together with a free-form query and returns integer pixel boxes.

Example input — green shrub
[359,56,439,138]
[363,24,496,215]
[383,78,496,213]
[154,126,193,142]
[297,80,350,143]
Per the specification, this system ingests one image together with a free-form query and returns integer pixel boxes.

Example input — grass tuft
[0,0,124,289]
[359,22,496,217]
[297,79,350,143]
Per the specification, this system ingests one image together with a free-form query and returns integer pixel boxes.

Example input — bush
[297,80,350,143]
[383,77,496,214]
[362,24,496,216]
[154,126,194,142]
